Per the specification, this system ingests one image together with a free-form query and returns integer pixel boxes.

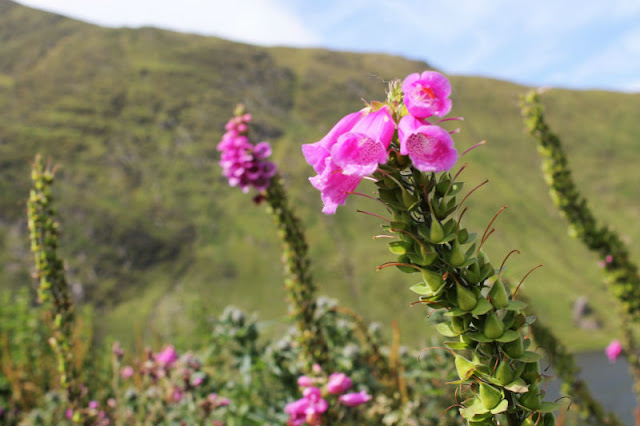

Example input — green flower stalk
[27,154,82,422]
[303,72,556,426]
[265,174,330,367]
[217,107,329,368]
[521,90,640,395]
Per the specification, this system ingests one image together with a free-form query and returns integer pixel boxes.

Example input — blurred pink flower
[327,373,352,394]
[120,366,134,379]
[606,340,623,362]
[88,400,99,410]
[338,390,372,407]
[402,71,452,118]
[606,255,613,263]
[155,345,178,367]
[297,375,314,388]
[309,158,362,215]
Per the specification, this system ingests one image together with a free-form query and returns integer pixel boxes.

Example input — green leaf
[490,399,509,414]
[467,332,493,342]
[514,351,543,363]
[504,378,529,393]
[445,341,472,350]
[471,298,492,315]
[410,283,433,295]
[435,322,459,337]
[388,241,411,255]
[506,300,528,311]
[538,402,562,413]
[495,329,520,342]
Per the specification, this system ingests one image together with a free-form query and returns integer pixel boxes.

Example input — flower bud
[483,312,504,339]
[448,240,466,267]
[457,283,478,311]
[479,382,502,410]
[503,337,524,358]
[488,279,509,309]
[494,360,514,386]
[421,269,444,292]
[519,385,541,410]
[542,413,555,426]
[521,362,540,385]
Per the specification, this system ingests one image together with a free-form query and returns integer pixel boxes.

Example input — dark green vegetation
[1,0,639,350]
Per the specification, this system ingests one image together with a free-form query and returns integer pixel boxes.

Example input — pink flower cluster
[302,70,458,214]
[606,340,623,362]
[217,113,277,193]
[286,372,371,425]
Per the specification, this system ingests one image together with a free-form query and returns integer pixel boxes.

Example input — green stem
[265,174,329,368]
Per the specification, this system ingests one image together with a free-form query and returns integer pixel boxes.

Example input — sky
[16,0,640,92]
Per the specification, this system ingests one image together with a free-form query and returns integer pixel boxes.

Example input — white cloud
[17,0,321,46]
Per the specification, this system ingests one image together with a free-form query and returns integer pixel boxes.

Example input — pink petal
[402,71,452,118]
[309,159,361,215]
[398,116,457,172]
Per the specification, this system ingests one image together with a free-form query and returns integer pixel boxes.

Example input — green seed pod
[521,362,540,385]
[488,278,509,309]
[421,269,444,292]
[542,413,555,426]
[503,336,524,358]
[451,316,466,333]
[494,360,514,386]
[448,239,466,267]
[457,283,478,311]
[479,382,503,410]
[419,244,438,266]
[483,311,504,339]
[519,385,541,410]
[429,218,445,243]
[460,333,473,344]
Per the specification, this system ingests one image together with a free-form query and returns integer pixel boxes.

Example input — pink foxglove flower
[606,340,623,362]
[302,111,365,174]
[309,158,362,215]
[217,113,277,193]
[402,71,452,118]
[398,115,457,172]
[327,372,352,394]
[330,106,395,176]
[297,375,314,388]
[155,345,178,367]
[338,390,372,407]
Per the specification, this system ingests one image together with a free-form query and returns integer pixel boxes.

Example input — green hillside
[1,0,639,351]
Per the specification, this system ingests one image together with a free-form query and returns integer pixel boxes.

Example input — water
[547,351,636,425]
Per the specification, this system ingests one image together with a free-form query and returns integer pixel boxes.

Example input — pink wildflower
[65,409,73,420]
[330,106,395,176]
[339,390,372,407]
[402,71,452,118]
[217,113,277,193]
[606,340,623,362]
[327,373,352,394]
[172,387,183,402]
[88,401,99,410]
[398,115,458,172]
[120,366,134,379]
[297,375,314,388]
[606,255,613,264]
[155,345,178,367]
[285,387,328,426]
[309,158,362,215]
[302,111,365,174]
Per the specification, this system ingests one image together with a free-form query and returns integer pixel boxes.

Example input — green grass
[1,0,639,351]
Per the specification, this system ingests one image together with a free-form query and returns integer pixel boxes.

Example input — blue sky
[17,0,640,92]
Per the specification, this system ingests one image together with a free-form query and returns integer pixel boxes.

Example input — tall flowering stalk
[217,106,329,368]
[27,155,82,422]
[521,90,640,397]
[303,72,557,426]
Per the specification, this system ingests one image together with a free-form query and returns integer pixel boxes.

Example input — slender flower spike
[402,71,452,118]
[330,106,395,176]
[606,340,623,362]
[398,115,458,172]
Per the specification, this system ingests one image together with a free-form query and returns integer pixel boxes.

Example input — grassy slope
[1,0,639,351]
